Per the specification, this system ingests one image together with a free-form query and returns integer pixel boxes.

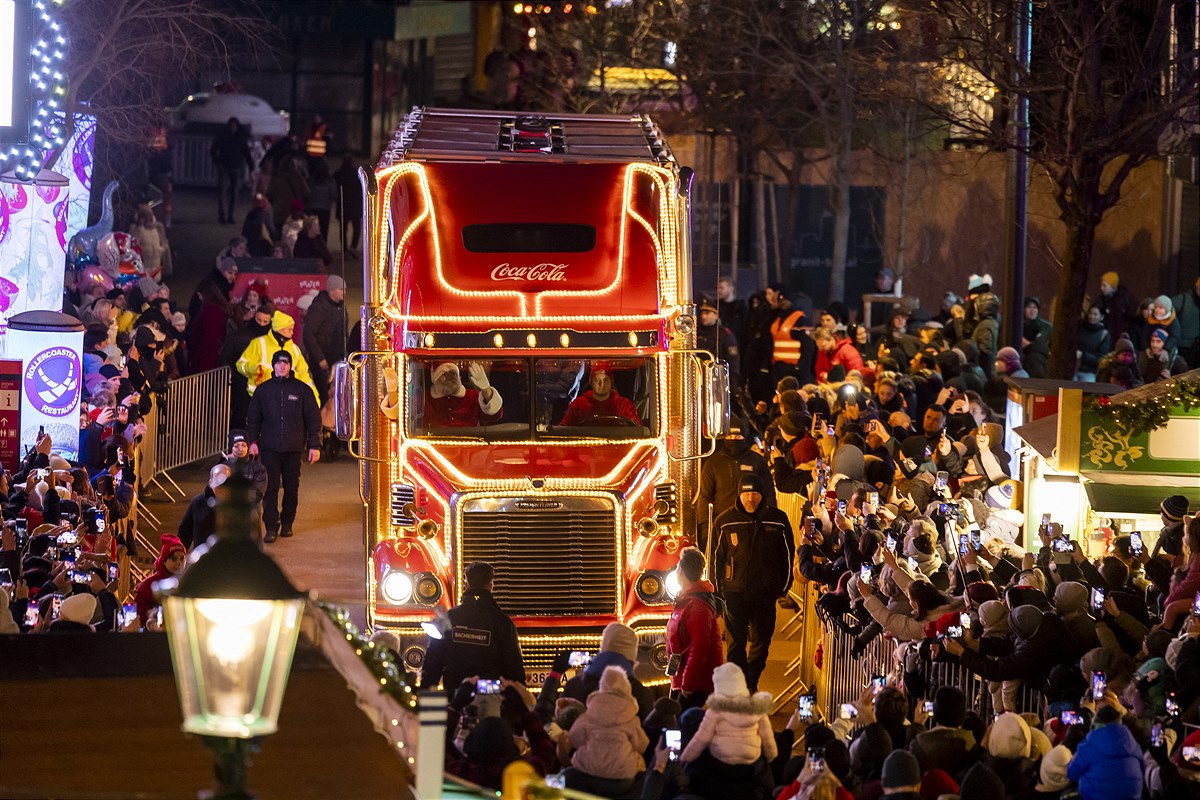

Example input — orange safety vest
[770,310,807,364]
[305,124,327,157]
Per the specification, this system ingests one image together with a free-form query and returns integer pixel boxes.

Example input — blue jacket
[1066,723,1144,800]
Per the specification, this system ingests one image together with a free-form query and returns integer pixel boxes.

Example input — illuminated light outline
[452,489,625,617]
[372,160,684,322]
[375,162,530,315]
[2,0,69,181]
[405,439,658,491]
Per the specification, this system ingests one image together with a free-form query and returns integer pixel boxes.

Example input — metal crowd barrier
[170,134,218,187]
[151,367,231,500]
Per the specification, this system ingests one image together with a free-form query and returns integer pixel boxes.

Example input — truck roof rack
[379,107,674,168]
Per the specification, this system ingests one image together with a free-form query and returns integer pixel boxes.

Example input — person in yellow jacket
[236,310,319,404]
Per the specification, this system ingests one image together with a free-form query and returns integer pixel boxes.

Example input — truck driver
[560,362,641,427]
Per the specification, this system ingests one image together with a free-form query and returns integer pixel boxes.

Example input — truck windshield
[407,357,656,440]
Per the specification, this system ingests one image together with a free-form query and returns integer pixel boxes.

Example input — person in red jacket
[560,362,641,427]
[665,547,725,711]
[812,327,866,382]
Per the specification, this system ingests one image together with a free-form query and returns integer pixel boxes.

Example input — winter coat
[862,595,962,643]
[815,338,866,383]
[1173,287,1200,350]
[956,611,1076,687]
[421,589,525,693]
[680,690,778,766]
[666,581,725,695]
[1066,723,1145,800]
[1097,285,1138,342]
[561,651,655,720]
[1076,321,1111,373]
[301,290,346,367]
[696,439,775,541]
[177,486,216,550]
[567,689,648,780]
[712,497,794,597]
[245,374,322,453]
[696,321,740,387]
[236,333,318,402]
[1165,555,1200,606]
[1136,349,1171,384]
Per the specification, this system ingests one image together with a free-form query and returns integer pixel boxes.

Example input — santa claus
[381,361,502,427]
[560,362,641,426]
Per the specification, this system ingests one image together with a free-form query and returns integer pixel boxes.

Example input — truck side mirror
[703,359,730,440]
[333,360,356,441]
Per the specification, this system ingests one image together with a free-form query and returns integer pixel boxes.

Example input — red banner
[230,258,328,350]
[0,360,22,473]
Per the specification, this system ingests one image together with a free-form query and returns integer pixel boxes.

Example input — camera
[798,693,815,720]
[859,564,873,586]
[1193,591,1200,617]
[85,507,106,535]
[958,533,968,556]
[946,625,964,638]
[119,603,138,628]
[1041,513,1051,526]
[0,568,11,585]
[1167,693,1180,717]
[107,562,119,583]
[664,729,682,760]
[938,503,953,516]
[1092,671,1106,701]
[1130,531,1143,557]
[885,533,897,552]
[1061,710,1084,726]
[907,556,919,571]
[1052,537,1074,553]
[837,500,847,515]
[476,678,502,695]
[69,569,91,584]
[960,612,971,628]
[807,746,825,774]
[569,651,591,668]
[839,703,858,720]
[1090,587,1105,611]
[1151,721,1165,747]
[922,700,934,713]
[871,675,886,692]
[934,471,948,491]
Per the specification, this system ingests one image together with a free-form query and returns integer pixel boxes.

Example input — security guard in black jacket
[421,561,525,695]
[712,473,794,692]
[246,350,322,542]
[695,415,775,552]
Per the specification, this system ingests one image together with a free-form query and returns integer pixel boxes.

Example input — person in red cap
[560,362,641,427]
[133,534,187,627]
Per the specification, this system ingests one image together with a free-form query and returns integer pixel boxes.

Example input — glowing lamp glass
[664,569,681,599]
[381,570,414,605]
[164,596,303,738]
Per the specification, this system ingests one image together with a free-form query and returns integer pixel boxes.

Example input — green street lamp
[158,476,306,800]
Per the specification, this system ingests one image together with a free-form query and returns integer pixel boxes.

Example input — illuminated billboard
[0,0,32,143]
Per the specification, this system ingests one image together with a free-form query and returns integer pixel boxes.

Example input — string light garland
[2,0,69,181]
[316,602,418,711]
[1082,377,1200,437]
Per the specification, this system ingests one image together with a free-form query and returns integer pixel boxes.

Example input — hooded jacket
[566,666,648,780]
[680,689,777,766]
[1076,319,1112,373]
[1052,582,1099,654]
[696,438,775,541]
[134,535,186,624]
[236,331,318,402]
[301,290,346,367]
[1066,722,1145,800]
[958,607,1076,686]
[667,580,725,694]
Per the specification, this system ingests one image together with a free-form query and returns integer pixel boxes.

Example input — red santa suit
[560,389,641,426]
[425,388,502,427]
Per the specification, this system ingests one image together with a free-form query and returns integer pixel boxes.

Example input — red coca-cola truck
[336,107,728,685]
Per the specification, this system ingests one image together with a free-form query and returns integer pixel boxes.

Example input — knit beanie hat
[1101,271,1119,288]
[599,621,639,663]
[711,661,750,698]
[959,763,1006,800]
[271,309,295,332]
[1114,334,1135,354]
[138,276,161,297]
[881,749,921,789]
[1154,295,1174,319]
[1009,605,1045,640]
[553,698,586,730]
[59,593,98,626]
[1036,745,1073,792]
[920,768,959,800]
[793,436,820,466]
[933,685,968,728]
[1053,581,1089,615]
[996,346,1022,373]
[643,696,681,731]
[1093,704,1122,728]
[326,274,346,292]
[850,723,893,780]
[978,600,1010,632]
[966,582,1000,607]
[598,664,632,697]
[987,712,1032,759]
[1173,730,1200,773]
[1161,494,1189,522]
[1151,328,1170,344]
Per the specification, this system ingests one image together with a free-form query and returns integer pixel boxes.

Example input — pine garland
[1083,377,1200,437]
[316,602,417,711]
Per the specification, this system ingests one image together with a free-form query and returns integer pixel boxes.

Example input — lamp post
[158,476,306,800]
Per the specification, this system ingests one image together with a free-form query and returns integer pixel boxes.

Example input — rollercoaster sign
[4,310,82,460]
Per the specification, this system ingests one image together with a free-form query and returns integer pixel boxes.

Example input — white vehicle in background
[170,92,290,139]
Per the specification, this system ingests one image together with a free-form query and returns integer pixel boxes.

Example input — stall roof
[1014,415,1059,462]
[1005,377,1123,397]
[1084,480,1200,514]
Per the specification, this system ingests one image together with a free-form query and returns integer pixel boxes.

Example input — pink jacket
[567,689,648,780]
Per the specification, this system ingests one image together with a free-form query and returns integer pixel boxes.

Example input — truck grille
[458,496,618,616]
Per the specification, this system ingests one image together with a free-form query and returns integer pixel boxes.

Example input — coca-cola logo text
[490,263,568,282]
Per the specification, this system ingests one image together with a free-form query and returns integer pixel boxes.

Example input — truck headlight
[380,570,414,605]
[664,569,681,599]
[635,571,664,604]
[415,573,443,605]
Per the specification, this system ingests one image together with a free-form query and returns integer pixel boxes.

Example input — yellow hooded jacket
[236,310,319,403]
